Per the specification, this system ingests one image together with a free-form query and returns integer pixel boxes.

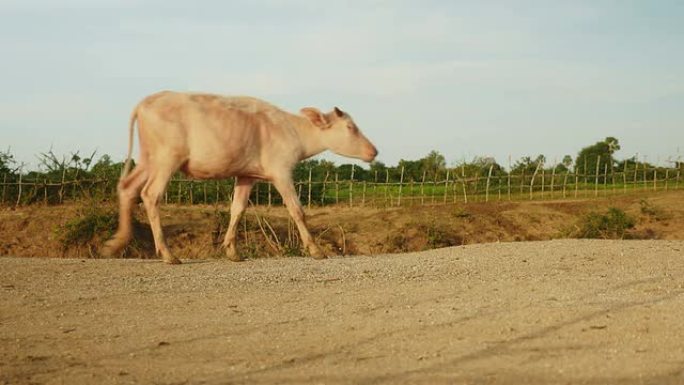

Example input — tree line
[1,137,681,184]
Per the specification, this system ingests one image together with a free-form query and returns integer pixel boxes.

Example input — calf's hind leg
[140,160,181,264]
[101,166,148,257]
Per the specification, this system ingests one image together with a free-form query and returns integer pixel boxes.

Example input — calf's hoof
[309,246,327,260]
[160,250,181,265]
[100,239,123,258]
[163,257,182,265]
[226,248,243,262]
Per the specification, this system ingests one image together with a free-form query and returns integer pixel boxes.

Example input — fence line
[1,161,683,208]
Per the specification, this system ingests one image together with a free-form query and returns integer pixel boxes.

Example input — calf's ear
[300,107,328,128]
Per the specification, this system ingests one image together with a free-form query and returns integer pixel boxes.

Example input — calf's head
[301,107,378,162]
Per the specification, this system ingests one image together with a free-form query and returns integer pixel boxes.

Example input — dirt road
[2,239,684,384]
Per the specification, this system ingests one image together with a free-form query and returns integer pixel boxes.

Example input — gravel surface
[2,239,684,384]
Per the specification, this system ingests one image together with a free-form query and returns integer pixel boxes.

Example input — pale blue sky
[1,0,683,169]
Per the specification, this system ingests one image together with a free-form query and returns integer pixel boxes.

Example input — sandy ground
[2,239,684,385]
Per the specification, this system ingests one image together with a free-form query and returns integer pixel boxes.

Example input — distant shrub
[454,208,472,219]
[386,232,410,253]
[573,207,635,239]
[58,205,118,248]
[639,199,670,221]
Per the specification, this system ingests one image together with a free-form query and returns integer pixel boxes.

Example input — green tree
[91,154,127,180]
[421,150,446,180]
[397,158,422,181]
[368,160,387,181]
[575,137,620,177]
[471,156,505,176]
[0,149,17,175]
[511,154,545,174]
[562,155,573,170]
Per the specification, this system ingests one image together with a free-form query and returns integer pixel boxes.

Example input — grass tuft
[639,199,671,221]
[58,204,118,248]
[571,207,636,239]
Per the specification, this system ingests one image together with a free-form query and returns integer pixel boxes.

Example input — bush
[573,207,635,239]
[639,199,670,221]
[58,205,118,248]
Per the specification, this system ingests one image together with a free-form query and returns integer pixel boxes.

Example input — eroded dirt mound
[1,191,683,260]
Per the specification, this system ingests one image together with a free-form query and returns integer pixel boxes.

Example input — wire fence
[1,161,682,208]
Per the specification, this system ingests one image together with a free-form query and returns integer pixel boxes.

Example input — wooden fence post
[594,155,600,197]
[623,161,628,194]
[574,168,579,198]
[603,164,608,196]
[498,175,502,201]
[71,169,79,200]
[349,164,355,208]
[520,170,525,196]
[420,170,426,205]
[474,174,481,202]
[562,171,568,198]
[462,175,468,204]
[44,179,48,204]
[431,172,437,205]
[307,167,313,209]
[177,178,182,204]
[385,169,390,206]
[15,168,23,207]
[550,163,557,199]
[507,155,512,201]
[410,179,416,206]
[443,169,450,204]
[653,167,657,191]
[529,162,541,200]
[485,164,493,202]
[633,157,639,191]
[665,169,669,191]
[372,171,378,208]
[541,168,545,200]
[1,173,6,204]
[362,181,367,206]
[611,161,616,195]
[321,171,329,206]
[335,172,340,205]
[58,168,66,204]
[643,156,648,190]
[398,166,405,206]
[460,162,467,203]
[28,180,37,204]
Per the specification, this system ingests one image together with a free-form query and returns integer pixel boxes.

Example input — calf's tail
[121,107,138,179]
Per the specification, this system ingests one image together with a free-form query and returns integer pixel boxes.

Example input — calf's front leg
[272,177,325,259]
